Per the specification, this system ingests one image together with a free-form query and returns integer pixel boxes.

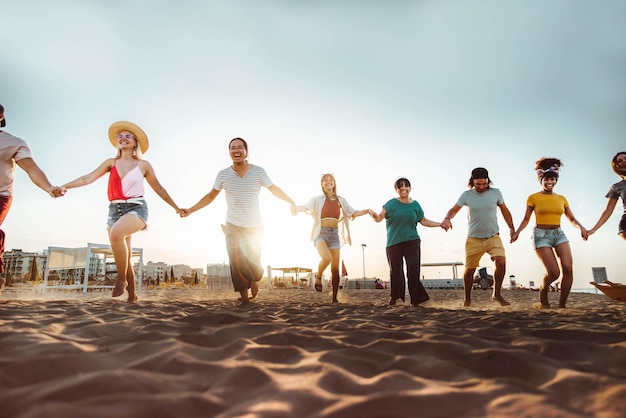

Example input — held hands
[580,227,589,241]
[179,208,192,218]
[441,218,452,231]
[49,186,67,198]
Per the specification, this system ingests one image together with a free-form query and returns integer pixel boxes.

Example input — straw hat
[108,121,149,154]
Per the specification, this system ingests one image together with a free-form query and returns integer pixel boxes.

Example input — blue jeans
[532,227,568,249]
[314,227,340,249]
[107,198,148,228]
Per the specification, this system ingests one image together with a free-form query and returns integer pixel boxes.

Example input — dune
[0,288,624,418]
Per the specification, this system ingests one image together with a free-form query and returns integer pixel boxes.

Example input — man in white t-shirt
[442,167,515,307]
[0,104,63,293]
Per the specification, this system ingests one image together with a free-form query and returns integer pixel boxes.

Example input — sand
[0,287,625,418]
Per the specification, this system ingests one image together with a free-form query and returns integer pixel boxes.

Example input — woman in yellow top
[511,157,588,308]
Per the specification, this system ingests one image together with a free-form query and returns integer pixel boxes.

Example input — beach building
[420,262,464,289]
[206,262,232,290]
[2,249,47,287]
[42,243,143,292]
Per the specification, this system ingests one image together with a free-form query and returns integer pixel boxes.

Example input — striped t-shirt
[213,164,273,228]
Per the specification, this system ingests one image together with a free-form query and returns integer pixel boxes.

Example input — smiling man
[441,167,515,307]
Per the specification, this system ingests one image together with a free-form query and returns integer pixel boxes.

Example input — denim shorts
[314,226,340,250]
[619,214,626,235]
[532,227,568,249]
[107,198,148,229]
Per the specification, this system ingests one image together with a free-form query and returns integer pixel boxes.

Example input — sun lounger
[590,280,626,302]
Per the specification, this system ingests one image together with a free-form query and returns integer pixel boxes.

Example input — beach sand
[0,287,625,418]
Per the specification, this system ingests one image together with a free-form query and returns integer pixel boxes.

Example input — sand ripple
[0,289,624,417]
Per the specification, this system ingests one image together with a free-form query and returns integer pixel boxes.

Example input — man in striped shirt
[181,138,296,304]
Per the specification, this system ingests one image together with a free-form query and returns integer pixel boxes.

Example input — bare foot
[127,293,138,303]
[112,280,126,297]
[389,297,397,305]
[250,282,259,300]
[332,298,339,304]
[534,302,550,309]
[492,295,511,306]
[238,289,251,305]
[463,299,471,307]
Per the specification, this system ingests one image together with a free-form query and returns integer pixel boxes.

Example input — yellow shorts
[464,234,506,269]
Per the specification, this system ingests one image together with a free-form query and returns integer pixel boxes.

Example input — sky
[2,0,625,290]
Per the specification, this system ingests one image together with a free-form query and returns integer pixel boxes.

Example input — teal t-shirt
[383,198,424,247]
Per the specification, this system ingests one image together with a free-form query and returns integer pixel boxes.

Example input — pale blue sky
[2,0,624,289]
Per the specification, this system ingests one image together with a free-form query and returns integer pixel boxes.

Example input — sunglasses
[116,133,134,140]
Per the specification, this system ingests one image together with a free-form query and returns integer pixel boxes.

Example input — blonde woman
[61,121,183,303]
[293,174,371,303]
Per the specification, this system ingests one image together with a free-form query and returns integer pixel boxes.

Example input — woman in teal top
[372,178,444,306]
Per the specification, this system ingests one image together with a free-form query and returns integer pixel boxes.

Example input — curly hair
[535,157,562,180]
[611,152,626,177]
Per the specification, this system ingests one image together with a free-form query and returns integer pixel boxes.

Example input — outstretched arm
[588,198,618,235]
[143,161,183,215]
[268,184,296,214]
[180,188,221,217]
[420,217,443,229]
[62,159,113,191]
[498,202,516,239]
[351,209,372,220]
[371,207,386,223]
[564,206,589,241]
[511,206,534,243]
[16,157,59,197]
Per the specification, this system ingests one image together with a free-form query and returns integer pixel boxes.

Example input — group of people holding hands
[1,106,624,307]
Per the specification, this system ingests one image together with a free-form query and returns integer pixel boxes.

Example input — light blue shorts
[107,198,148,229]
[532,227,568,249]
[314,227,340,250]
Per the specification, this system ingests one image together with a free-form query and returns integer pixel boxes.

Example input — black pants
[386,239,429,305]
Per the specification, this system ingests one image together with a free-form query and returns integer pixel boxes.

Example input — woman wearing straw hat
[511,157,588,309]
[61,121,183,303]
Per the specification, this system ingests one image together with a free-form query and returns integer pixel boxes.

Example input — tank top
[108,161,145,201]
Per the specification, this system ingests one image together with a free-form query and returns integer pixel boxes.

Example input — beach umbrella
[27,257,41,283]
